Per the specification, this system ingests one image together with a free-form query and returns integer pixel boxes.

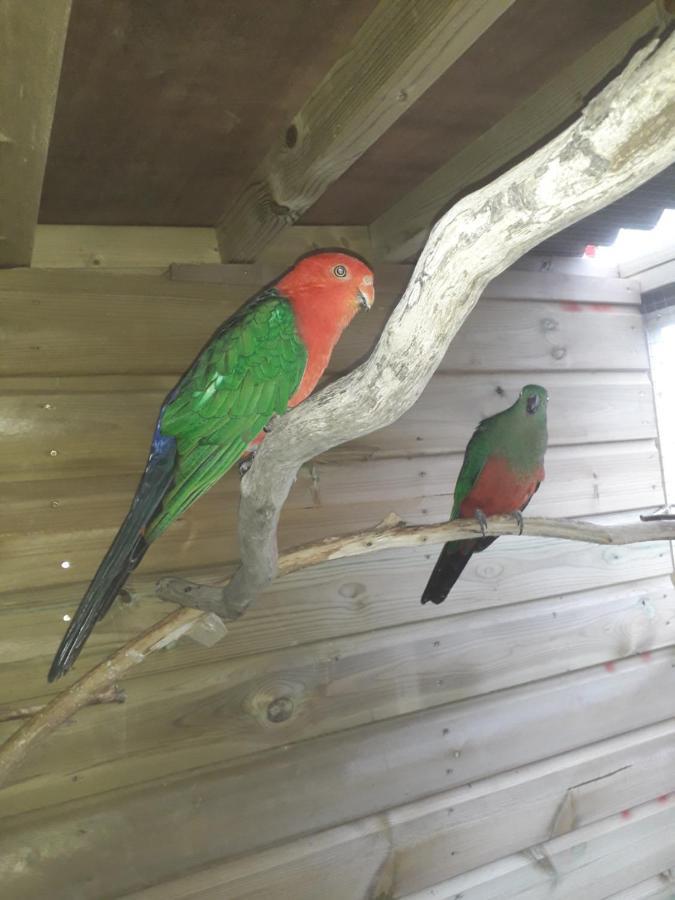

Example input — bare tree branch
[2,513,675,787]
[0,685,126,724]
[162,32,675,619]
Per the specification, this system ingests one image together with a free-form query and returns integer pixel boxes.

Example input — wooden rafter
[0,0,72,268]
[215,0,515,263]
[370,1,672,261]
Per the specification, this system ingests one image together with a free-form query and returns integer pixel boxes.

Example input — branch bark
[162,31,675,618]
[2,514,675,787]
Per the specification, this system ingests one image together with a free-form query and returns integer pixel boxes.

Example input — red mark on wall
[590,303,616,313]
[561,301,583,312]
[604,661,616,673]
[620,809,632,820]
[640,651,653,662]
[658,794,670,804]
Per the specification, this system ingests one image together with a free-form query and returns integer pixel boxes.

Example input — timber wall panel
[3,655,675,899]
[125,721,675,900]
[0,263,672,898]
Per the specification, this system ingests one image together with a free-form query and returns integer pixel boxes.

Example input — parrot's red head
[277,250,374,318]
[277,250,375,408]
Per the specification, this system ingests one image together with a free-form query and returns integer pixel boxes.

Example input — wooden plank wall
[0,259,673,899]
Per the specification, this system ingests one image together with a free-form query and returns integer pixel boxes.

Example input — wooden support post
[215,0,515,262]
[0,0,72,267]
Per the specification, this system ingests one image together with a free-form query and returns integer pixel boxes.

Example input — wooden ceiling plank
[0,1,72,268]
[370,2,671,262]
[215,0,516,262]
[31,223,372,271]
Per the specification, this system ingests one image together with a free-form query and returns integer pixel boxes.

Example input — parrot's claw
[238,451,255,477]
[474,508,489,537]
[263,414,279,434]
[511,510,524,535]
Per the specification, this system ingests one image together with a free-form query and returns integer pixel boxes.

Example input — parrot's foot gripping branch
[511,510,524,535]
[474,508,489,537]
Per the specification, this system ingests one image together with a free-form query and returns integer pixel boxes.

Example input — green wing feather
[451,422,490,518]
[146,292,307,540]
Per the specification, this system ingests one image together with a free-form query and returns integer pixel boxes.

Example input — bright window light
[589,208,675,266]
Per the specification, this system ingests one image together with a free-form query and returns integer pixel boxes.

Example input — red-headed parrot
[421,385,548,605]
[49,251,375,681]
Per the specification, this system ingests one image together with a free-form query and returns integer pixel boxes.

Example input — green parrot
[49,251,375,681]
[421,385,548,605]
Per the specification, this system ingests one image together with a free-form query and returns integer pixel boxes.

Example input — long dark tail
[48,435,176,682]
[421,537,496,605]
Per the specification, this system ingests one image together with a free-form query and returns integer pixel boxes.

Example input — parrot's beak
[357,281,374,310]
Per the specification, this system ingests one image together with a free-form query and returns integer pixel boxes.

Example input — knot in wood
[267,696,294,723]
[284,124,298,148]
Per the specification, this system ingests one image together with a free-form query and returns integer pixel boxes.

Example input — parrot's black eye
[333,264,348,278]
[526,394,540,414]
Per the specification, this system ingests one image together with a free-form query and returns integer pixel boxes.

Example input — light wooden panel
[0,255,662,899]
[0,371,656,482]
[2,546,670,703]
[404,799,675,900]
[370,2,671,260]
[4,438,662,547]
[124,720,675,900]
[0,441,664,596]
[215,0,514,261]
[3,570,673,815]
[30,224,373,271]
[608,876,675,900]
[0,267,646,377]
[171,263,641,305]
[3,654,675,898]
[0,1,71,266]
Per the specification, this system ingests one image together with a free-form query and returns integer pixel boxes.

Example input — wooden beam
[0,1,72,267]
[370,2,672,261]
[31,226,219,270]
[214,0,515,262]
[30,224,372,271]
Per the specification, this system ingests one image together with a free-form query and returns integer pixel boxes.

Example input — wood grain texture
[0,371,656,481]
[31,224,373,271]
[607,875,675,900]
[172,263,642,306]
[122,720,675,900]
[215,0,515,261]
[2,568,673,814]
[370,2,670,260]
[0,266,647,377]
[3,654,675,898]
[304,0,652,227]
[2,529,670,689]
[403,797,675,899]
[0,0,71,266]
[39,0,380,226]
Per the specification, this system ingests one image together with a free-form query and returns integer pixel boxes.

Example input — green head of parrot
[518,384,549,416]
